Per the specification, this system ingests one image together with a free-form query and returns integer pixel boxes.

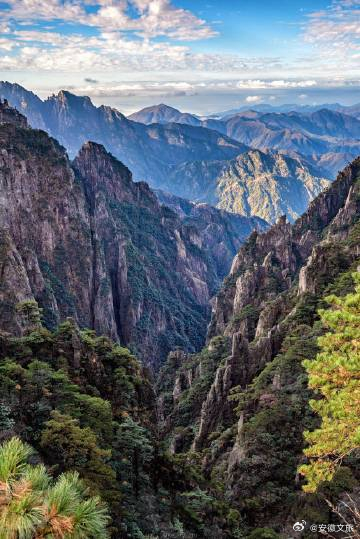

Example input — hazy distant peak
[51,90,93,107]
[128,103,201,126]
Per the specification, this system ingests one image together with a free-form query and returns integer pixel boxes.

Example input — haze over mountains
[130,102,360,178]
[211,101,360,119]
[1,81,359,224]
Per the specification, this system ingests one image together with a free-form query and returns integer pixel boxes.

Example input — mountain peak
[0,98,28,128]
[139,103,180,113]
[128,103,201,126]
[53,90,93,108]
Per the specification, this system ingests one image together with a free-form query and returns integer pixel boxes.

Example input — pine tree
[0,437,110,538]
[299,273,360,492]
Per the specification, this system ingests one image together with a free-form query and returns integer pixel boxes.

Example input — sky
[0,0,359,115]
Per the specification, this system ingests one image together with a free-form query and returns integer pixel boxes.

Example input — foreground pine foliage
[300,273,360,492]
[0,437,110,539]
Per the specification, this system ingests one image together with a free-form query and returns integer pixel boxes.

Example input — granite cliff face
[158,155,360,533]
[0,101,260,367]
[165,149,331,223]
[0,83,248,189]
[0,108,96,338]
[155,189,268,278]
[200,156,359,432]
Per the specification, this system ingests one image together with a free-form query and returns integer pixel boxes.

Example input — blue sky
[0,0,359,114]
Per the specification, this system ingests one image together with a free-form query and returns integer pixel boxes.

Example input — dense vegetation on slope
[299,276,360,494]
[0,304,252,538]
[158,157,360,536]
[0,305,153,536]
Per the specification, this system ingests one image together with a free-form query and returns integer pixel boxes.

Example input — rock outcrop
[0,105,260,367]
[158,155,360,531]
[0,98,28,128]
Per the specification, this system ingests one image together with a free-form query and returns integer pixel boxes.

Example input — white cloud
[74,81,197,97]
[303,0,360,70]
[2,0,217,41]
[0,22,11,32]
[89,0,218,40]
[2,0,85,22]
[1,0,359,92]
[245,95,262,103]
[0,27,285,73]
[0,38,14,51]
[236,80,317,89]
[39,79,327,100]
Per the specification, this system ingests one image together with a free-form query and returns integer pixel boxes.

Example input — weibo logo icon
[293,521,306,532]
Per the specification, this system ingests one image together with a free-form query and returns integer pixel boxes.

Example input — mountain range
[211,101,360,118]
[0,82,246,182]
[1,81,355,225]
[130,102,360,179]
[0,98,266,367]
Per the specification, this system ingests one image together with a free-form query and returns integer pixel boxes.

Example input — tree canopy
[0,437,110,538]
[299,273,360,492]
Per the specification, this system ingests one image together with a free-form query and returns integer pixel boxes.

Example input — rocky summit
[165,149,331,223]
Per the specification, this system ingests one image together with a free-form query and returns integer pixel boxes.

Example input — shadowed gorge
[0,100,266,367]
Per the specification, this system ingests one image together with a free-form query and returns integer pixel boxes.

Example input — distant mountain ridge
[211,101,360,118]
[0,82,248,188]
[130,102,360,178]
[0,81,343,224]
